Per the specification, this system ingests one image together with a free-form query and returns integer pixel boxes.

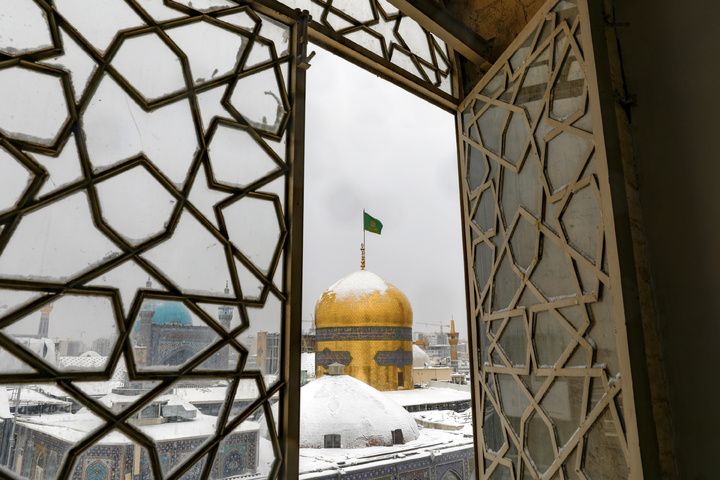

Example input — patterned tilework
[301,444,475,480]
[316,326,412,342]
[315,348,354,368]
[397,469,431,480]
[435,460,465,479]
[374,348,414,368]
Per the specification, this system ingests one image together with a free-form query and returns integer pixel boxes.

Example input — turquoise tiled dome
[152,302,192,326]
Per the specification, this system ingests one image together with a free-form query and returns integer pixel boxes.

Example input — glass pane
[54,0,145,54]
[0,67,68,146]
[166,20,249,86]
[130,299,220,371]
[111,33,186,102]
[0,147,32,214]
[0,0,53,55]
[96,165,178,246]
[0,5,294,479]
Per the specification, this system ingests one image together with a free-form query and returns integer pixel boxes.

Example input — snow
[257,437,276,475]
[382,386,471,407]
[17,399,258,444]
[300,374,419,448]
[323,270,390,302]
[5,387,71,406]
[411,409,474,435]
[173,383,259,403]
[413,344,430,367]
[59,354,107,369]
[298,428,473,476]
[0,386,11,418]
[301,352,315,376]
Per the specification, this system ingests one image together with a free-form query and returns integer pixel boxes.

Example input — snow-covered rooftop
[382,386,471,407]
[58,354,108,369]
[18,400,259,444]
[300,374,419,448]
[298,427,473,477]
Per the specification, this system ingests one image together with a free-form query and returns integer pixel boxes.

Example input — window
[398,371,404,388]
[323,434,341,449]
[391,429,404,445]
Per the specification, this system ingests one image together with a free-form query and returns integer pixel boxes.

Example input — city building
[257,332,281,376]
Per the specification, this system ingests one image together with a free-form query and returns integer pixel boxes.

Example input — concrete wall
[611,1,720,478]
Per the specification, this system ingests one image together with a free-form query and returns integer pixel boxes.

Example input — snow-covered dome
[413,344,431,367]
[80,350,101,357]
[315,270,412,328]
[300,374,420,448]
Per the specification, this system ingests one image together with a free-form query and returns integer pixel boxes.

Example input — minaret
[447,317,460,372]
[37,304,53,338]
[217,282,234,369]
[137,278,156,366]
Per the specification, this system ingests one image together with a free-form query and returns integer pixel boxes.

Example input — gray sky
[302,48,468,340]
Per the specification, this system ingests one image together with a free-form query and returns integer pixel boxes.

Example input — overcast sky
[302,47,468,340]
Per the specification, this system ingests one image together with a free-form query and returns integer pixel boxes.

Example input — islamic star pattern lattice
[280,0,454,95]
[459,0,632,478]
[0,1,294,479]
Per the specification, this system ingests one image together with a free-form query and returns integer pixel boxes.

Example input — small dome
[315,270,412,328]
[80,350,101,357]
[413,344,431,367]
[152,302,192,326]
[299,374,420,448]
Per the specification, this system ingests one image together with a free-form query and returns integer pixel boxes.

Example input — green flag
[364,212,383,234]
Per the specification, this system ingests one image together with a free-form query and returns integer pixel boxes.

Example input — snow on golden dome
[314,270,413,328]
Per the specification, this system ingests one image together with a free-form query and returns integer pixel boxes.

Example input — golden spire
[451,316,456,333]
[360,243,365,270]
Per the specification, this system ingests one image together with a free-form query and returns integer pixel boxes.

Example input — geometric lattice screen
[280,0,454,96]
[0,1,299,479]
[458,0,638,478]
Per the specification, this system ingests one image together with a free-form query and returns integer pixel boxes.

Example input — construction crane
[414,320,452,348]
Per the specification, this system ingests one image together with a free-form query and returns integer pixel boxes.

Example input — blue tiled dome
[152,302,192,326]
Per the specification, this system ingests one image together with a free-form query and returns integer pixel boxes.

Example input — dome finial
[360,243,365,270]
[146,277,152,289]
[224,280,229,295]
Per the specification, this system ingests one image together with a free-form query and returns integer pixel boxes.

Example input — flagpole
[362,209,366,270]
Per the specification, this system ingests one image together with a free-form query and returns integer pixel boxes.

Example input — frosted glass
[54,0,145,54]
[111,33,186,101]
[96,165,178,245]
[187,164,232,230]
[208,125,282,189]
[0,67,68,146]
[230,67,286,135]
[0,191,122,282]
[4,295,117,372]
[142,209,236,297]
[224,196,282,275]
[86,260,167,316]
[30,134,83,198]
[0,147,32,214]
[561,185,601,262]
[0,0,53,55]
[534,311,573,367]
[130,299,219,371]
[83,75,198,188]
[166,20,248,85]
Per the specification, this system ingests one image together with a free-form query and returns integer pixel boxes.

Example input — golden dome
[315,270,413,328]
